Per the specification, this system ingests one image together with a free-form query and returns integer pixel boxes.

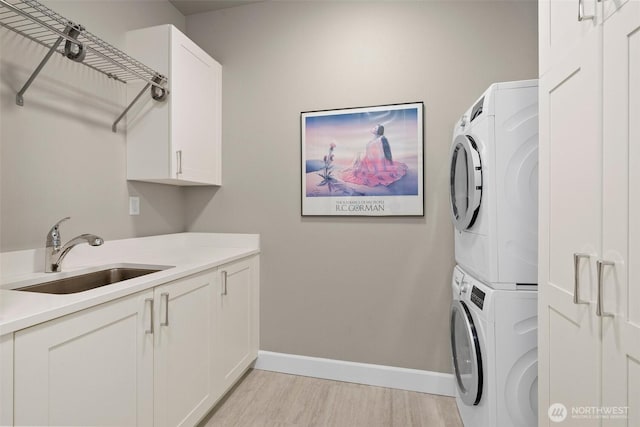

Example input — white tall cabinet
[602,1,640,423]
[539,0,640,425]
[538,0,602,422]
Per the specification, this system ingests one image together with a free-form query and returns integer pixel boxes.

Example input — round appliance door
[450,300,483,406]
[450,134,483,231]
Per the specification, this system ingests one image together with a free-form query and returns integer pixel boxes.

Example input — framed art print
[301,102,424,216]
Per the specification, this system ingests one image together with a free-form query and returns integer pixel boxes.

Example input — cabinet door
[14,291,154,426]
[126,25,172,183]
[604,0,630,20]
[216,256,259,394]
[539,0,601,75]
[171,26,222,185]
[538,13,602,427]
[154,270,217,427]
[602,2,640,424]
[0,334,13,426]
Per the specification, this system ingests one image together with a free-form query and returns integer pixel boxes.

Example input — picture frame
[301,102,424,216]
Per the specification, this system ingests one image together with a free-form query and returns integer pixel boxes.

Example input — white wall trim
[254,351,456,397]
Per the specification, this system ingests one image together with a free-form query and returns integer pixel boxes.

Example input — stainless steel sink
[15,268,162,294]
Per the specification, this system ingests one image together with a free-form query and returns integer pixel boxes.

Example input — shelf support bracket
[112,75,166,133]
[112,82,150,133]
[16,36,64,106]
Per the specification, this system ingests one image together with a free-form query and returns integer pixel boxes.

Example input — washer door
[450,300,483,405]
[450,134,483,231]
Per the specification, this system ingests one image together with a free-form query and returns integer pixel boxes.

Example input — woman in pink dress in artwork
[340,124,408,187]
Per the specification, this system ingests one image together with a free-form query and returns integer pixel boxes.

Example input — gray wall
[0,0,538,373]
[185,1,538,372]
[0,1,186,251]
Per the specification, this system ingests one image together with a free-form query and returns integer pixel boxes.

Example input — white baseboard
[254,350,456,397]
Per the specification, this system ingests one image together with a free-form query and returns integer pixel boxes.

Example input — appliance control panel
[471,286,485,310]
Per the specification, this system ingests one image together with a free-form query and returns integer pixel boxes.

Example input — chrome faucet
[45,217,104,272]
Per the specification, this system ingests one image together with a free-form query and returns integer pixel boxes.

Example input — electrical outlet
[129,196,140,215]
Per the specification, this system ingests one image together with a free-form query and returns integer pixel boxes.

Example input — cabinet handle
[578,0,595,21]
[145,298,154,334]
[222,270,228,296]
[160,292,169,326]
[596,260,615,317]
[176,150,183,176]
[573,253,591,305]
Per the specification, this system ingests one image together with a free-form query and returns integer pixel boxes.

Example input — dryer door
[450,134,483,231]
[450,300,483,405]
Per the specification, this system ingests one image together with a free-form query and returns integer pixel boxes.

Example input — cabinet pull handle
[578,0,595,21]
[145,298,154,334]
[222,270,228,296]
[573,253,591,305]
[160,292,169,326]
[596,260,615,317]
[176,150,183,176]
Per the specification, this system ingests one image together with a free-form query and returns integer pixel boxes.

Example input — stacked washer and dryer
[448,80,539,427]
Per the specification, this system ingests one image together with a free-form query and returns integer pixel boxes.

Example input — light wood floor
[199,369,463,427]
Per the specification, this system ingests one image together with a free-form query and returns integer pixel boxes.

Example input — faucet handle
[46,216,70,248]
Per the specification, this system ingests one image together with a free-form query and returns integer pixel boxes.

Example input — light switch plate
[129,196,140,215]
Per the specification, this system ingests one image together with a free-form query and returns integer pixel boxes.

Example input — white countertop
[0,233,260,335]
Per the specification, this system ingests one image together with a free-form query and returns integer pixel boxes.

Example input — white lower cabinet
[12,255,259,427]
[14,290,155,426]
[154,271,217,427]
[216,256,260,394]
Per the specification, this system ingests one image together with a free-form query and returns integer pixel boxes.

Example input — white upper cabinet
[126,25,222,186]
